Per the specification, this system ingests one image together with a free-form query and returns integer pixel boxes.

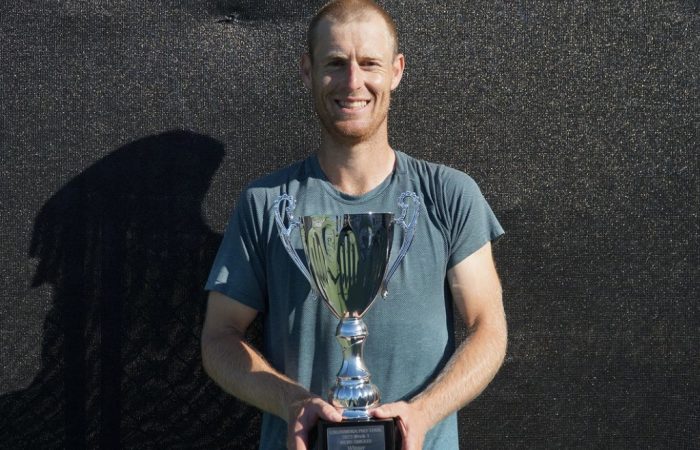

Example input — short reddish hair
[307,0,399,58]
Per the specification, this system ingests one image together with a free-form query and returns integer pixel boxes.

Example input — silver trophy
[274,192,420,426]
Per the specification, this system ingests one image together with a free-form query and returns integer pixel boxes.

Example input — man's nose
[344,61,363,91]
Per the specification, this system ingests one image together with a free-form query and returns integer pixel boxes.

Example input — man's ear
[300,53,313,89]
[390,53,405,91]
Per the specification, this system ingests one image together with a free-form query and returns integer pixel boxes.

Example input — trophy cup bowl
[274,192,420,449]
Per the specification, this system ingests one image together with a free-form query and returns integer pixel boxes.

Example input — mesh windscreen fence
[0,1,697,448]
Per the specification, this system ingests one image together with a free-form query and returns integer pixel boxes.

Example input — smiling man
[201,1,507,449]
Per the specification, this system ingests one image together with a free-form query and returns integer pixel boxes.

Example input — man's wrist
[282,386,316,421]
[408,395,440,431]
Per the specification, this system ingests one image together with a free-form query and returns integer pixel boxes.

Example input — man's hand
[287,396,343,450]
[372,401,430,450]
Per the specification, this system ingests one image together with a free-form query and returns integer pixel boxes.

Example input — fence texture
[1,1,697,448]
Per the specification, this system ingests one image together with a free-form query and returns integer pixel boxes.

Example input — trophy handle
[273,194,316,290]
[381,191,421,298]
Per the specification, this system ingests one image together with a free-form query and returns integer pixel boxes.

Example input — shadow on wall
[0,131,260,449]
[215,0,326,20]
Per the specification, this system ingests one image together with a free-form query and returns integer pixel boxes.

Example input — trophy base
[311,418,400,450]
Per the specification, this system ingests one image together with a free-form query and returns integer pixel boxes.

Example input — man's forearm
[410,319,507,428]
[201,328,311,420]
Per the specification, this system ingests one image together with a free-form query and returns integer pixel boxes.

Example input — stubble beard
[314,96,391,145]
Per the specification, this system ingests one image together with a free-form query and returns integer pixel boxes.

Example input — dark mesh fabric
[0,1,697,448]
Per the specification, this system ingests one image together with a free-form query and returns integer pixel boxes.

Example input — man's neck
[316,133,396,197]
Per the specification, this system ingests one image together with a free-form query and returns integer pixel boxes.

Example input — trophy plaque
[274,192,420,450]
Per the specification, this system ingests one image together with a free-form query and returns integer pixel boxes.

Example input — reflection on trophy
[274,192,420,450]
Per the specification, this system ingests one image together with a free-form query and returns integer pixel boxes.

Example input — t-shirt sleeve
[204,190,267,312]
[444,171,504,269]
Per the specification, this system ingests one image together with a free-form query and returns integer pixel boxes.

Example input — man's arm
[201,291,342,449]
[373,241,507,449]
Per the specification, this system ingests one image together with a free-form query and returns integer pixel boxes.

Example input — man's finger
[293,431,308,450]
[289,418,310,450]
[316,400,343,422]
[371,402,402,419]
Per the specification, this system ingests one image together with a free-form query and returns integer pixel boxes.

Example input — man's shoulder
[233,156,318,205]
[246,157,311,191]
[232,156,314,214]
[397,150,479,190]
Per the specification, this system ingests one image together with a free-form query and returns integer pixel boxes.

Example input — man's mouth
[336,100,370,110]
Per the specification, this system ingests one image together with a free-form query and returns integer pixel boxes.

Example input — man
[201,1,507,448]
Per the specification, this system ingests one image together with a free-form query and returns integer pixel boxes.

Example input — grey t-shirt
[206,150,504,449]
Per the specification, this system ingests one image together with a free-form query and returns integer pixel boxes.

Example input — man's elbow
[490,286,508,366]
[494,317,508,368]
[478,304,508,368]
[200,327,234,380]
[200,333,217,380]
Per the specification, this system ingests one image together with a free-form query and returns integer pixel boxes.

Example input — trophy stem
[329,317,381,420]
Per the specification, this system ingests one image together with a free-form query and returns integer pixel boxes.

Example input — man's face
[302,13,404,143]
